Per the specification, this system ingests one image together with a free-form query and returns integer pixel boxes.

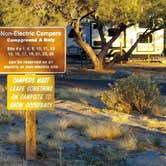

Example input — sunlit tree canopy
[0,0,66,26]
[0,0,165,69]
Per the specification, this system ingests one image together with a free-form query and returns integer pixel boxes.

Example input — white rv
[67,22,166,63]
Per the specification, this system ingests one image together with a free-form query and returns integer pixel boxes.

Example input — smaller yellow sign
[7,75,55,111]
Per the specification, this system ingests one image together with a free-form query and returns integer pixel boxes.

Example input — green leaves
[101,75,160,113]
[0,0,66,26]
[1,0,165,28]
[96,0,145,26]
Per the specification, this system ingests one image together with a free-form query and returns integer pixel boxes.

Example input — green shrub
[0,83,13,123]
[0,84,6,107]
[0,109,13,124]
[101,75,160,113]
[151,96,166,116]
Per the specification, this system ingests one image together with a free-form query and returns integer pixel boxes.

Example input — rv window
[108,28,116,36]
[93,41,102,46]
[68,28,82,38]
[93,24,97,29]
[138,34,153,43]
[68,29,75,38]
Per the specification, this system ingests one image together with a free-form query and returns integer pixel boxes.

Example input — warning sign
[0,27,66,74]
[7,75,55,111]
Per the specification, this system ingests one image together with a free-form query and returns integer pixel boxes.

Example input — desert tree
[47,0,103,70]
[0,0,65,26]
[47,0,148,70]
[94,0,146,66]
[1,0,165,69]
[107,0,166,64]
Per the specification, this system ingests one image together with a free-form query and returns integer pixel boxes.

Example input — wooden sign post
[26,110,37,160]
[0,27,66,160]
[7,74,55,160]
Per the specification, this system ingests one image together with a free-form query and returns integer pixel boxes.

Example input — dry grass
[152,106,166,116]
[45,117,83,144]
[56,88,101,103]
[101,74,160,113]
[67,115,89,130]
[85,121,124,140]
[46,117,85,143]
[37,133,45,144]
[8,130,25,145]
[54,131,76,142]
[0,84,13,124]
[136,139,161,152]
[11,110,26,118]
[141,116,166,132]
[46,116,127,141]
[46,140,63,151]
[46,118,72,131]
[118,133,137,150]
[0,109,13,124]
[151,96,166,116]
[0,155,27,166]
[45,115,127,143]
[46,140,64,166]
[46,116,88,132]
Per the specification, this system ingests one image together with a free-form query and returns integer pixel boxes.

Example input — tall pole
[120,37,123,64]
[164,28,166,55]
[148,36,150,64]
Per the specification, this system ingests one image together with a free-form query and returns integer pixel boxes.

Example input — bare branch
[80,10,96,21]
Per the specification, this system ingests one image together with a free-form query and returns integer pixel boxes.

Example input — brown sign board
[7,75,55,111]
[0,27,66,74]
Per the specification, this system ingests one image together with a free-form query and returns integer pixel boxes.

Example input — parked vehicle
[67,22,166,63]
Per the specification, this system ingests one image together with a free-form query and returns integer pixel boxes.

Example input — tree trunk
[70,18,103,70]
[73,26,103,70]
[107,29,149,66]
[97,30,122,66]
[97,23,127,67]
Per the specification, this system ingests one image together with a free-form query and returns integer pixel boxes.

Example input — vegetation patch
[151,96,166,116]
[46,118,73,131]
[46,116,88,132]
[8,129,25,145]
[84,121,124,140]
[56,88,101,104]
[118,133,137,150]
[101,75,160,113]
[0,109,13,124]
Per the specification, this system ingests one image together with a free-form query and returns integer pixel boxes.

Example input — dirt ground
[0,64,166,166]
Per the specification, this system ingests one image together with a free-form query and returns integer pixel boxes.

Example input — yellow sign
[0,27,66,74]
[7,75,55,111]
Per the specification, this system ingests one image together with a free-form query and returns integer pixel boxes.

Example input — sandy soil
[0,65,166,166]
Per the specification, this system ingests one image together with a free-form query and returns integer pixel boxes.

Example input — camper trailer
[67,22,166,63]
[67,23,91,59]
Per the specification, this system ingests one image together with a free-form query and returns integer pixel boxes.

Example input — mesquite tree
[47,0,103,70]
[1,0,165,69]
[48,0,147,70]
[106,0,166,64]
[95,0,145,66]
